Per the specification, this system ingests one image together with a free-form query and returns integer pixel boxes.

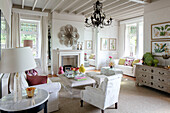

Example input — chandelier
[85,0,112,28]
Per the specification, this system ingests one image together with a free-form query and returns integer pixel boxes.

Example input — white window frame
[20,19,41,58]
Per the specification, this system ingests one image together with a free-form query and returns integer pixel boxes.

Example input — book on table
[74,76,87,81]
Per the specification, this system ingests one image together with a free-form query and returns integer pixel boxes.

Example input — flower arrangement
[84,53,87,61]
[109,56,114,68]
[84,53,87,55]
[109,56,113,60]
[71,67,79,76]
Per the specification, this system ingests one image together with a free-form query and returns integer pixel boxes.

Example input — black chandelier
[85,0,112,28]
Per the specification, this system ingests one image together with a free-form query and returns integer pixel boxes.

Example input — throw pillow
[132,59,140,66]
[27,75,47,86]
[118,59,126,65]
[89,54,95,59]
[124,59,134,66]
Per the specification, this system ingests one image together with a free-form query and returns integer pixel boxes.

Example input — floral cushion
[124,59,134,66]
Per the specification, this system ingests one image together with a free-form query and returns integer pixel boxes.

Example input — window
[20,20,40,58]
[1,18,7,49]
[125,22,143,58]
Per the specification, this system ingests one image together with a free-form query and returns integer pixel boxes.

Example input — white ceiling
[12,0,151,21]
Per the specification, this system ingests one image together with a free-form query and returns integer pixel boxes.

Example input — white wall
[97,20,119,69]
[51,13,84,50]
[144,0,170,65]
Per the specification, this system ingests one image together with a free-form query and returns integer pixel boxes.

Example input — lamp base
[14,73,22,102]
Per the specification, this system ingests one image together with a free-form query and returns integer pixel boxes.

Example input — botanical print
[151,41,170,56]
[101,38,109,50]
[85,40,92,50]
[152,22,170,39]
[109,38,116,51]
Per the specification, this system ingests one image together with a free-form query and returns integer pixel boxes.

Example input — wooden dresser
[135,64,170,93]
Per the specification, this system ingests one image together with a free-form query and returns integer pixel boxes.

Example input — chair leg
[80,100,83,107]
[101,109,104,113]
[115,102,118,109]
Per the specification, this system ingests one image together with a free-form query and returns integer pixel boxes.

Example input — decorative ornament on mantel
[58,24,79,47]
[85,0,112,28]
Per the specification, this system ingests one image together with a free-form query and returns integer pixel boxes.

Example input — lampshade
[0,47,36,73]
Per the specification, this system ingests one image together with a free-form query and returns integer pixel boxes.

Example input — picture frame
[109,38,116,51]
[151,21,170,40]
[85,40,92,50]
[101,38,109,51]
[151,40,170,56]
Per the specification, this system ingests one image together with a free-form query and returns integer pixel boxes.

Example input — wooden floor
[48,70,136,81]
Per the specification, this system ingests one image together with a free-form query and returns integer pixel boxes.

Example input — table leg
[44,101,47,113]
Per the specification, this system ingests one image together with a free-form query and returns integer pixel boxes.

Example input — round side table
[0,89,49,113]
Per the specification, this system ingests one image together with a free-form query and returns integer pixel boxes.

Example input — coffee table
[58,74,96,98]
[0,89,49,113]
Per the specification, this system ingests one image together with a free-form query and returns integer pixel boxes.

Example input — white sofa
[2,73,61,113]
[114,59,136,77]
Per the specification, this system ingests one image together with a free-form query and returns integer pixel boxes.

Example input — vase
[110,66,113,68]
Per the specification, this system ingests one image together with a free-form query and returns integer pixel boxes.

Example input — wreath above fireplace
[58,24,79,47]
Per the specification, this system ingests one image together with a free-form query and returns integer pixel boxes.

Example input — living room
[0,0,169,113]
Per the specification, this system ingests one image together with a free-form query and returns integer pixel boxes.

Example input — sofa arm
[114,59,119,65]
[85,86,104,95]
[33,82,61,94]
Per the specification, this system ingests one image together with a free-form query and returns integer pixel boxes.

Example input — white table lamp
[0,47,36,102]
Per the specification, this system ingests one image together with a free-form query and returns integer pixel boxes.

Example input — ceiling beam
[129,0,151,4]
[77,0,118,15]
[107,3,139,15]
[69,0,93,14]
[32,0,38,10]
[51,0,64,13]
[22,0,25,9]
[60,0,79,13]
[42,0,51,12]
[111,5,144,17]
[113,9,144,18]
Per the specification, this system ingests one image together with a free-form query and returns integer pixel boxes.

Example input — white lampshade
[0,47,36,73]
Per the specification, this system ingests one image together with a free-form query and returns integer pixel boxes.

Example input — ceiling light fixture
[85,0,112,28]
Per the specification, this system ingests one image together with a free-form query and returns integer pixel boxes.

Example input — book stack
[74,76,87,81]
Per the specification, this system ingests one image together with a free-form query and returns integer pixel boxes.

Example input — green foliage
[143,52,159,66]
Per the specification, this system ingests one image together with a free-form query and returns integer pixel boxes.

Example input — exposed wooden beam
[129,0,151,4]
[32,0,38,10]
[60,0,79,13]
[113,9,144,18]
[111,5,144,17]
[77,0,118,15]
[22,0,25,9]
[51,0,64,13]
[107,3,139,15]
[42,0,51,12]
[69,0,93,14]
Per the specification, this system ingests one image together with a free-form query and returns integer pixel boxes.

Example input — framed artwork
[85,40,92,50]
[151,21,170,40]
[151,40,170,56]
[101,38,109,51]
[109,38,116,51]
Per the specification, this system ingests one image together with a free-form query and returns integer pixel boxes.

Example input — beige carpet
[51,77,170,113]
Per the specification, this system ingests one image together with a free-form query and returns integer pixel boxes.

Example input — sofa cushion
[118,59,126,65]
[132,59,140,66]
[27,75,47,86]
[124,59,134,66]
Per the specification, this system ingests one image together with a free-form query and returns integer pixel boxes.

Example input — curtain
[11,12,20,48]
[40,16,48,74]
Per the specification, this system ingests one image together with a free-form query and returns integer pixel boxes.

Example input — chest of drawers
[135,64,170,93]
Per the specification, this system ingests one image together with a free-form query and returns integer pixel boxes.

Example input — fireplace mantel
[52,49,84,74]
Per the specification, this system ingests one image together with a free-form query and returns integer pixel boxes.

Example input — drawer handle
[151,69,154,73]
[158,85,164,89]
[142,69,147,71]
[158,79,164,82]
[142,75,147,77]
[159,72,164,75]
[151,76,154,79]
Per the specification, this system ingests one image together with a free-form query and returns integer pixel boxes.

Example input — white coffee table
[58,75,96,98]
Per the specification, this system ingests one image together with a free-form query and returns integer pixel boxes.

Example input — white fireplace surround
[52,49,84,74]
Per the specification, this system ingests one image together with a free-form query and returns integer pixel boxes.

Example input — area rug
[50,77,170,113]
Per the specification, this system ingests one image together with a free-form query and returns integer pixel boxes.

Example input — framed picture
[85,40,92,50]
[151,21,170,40]
[101,38,109,51]
[151,40,170,56]
[109,38,116,51]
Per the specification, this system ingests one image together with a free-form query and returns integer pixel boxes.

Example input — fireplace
[52,50,84,74]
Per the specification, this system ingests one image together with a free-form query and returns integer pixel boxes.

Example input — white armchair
[80,74,122,113]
